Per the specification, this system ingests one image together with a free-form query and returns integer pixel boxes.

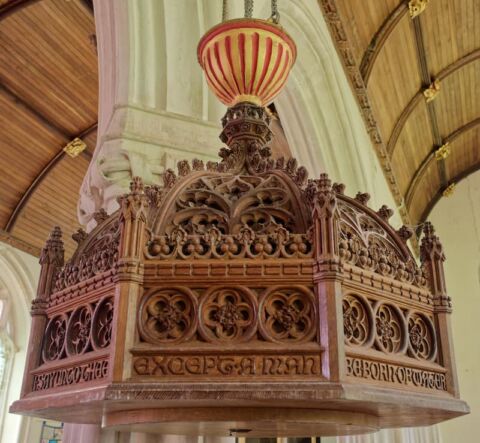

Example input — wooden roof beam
[0,0,39,20]
[388,48,480,158]
[4,124,96,233]
[360,2,409,84]
[0,81,70,140]
[405,117,480,209]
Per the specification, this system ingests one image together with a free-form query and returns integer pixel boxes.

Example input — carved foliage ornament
[408,313,437,361]
[138,286,317,345]
[139,288,198,344]
[342,294,437,362]
[342,294,373,347]
[54,219,121,292]
[259,286,317,343]
[375,304,405,354]
[337,200,427,287]
[199,287,257,342]
[146,173,312,260]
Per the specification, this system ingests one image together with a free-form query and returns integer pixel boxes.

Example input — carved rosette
[259,286,316,342]
[42,314,68,362]
[91,296,114,350]
[66,305,93,356]
[199,287,257,342]
[408,313,437,361]
[139,288,198,344]
[342,294,373,347]
[374,303,406,354]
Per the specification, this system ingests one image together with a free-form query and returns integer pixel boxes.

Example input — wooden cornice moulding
[11,104,468,435]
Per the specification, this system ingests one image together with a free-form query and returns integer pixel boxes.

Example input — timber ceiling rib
[0,0,97,257]
[320,0,480,240]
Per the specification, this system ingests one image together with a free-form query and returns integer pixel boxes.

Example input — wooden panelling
[0,89,63,225]
[0,0,97,256]
[408,160,442,223]
[391,100,434,195]
[11,154,90,257]
[322,0,480,227]
[445,126,480,182]
[422,0,480,75]
[334,0,402,63]
[0,0,97,134]
[367,14,421,143]
[434,60,480,138]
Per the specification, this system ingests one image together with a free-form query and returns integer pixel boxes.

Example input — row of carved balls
[342,293,437,361]
[42,296,114,362]
[138,286,317,344]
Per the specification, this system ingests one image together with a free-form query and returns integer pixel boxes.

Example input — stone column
[79,0,225,231]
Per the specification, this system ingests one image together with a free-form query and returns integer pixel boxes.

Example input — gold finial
[409,0,429,18]
[423,80,440,102]
[63,137,87,158]
[442,183,456,197]
[435,142,450,161]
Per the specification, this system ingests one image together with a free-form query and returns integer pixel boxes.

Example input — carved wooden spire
[39,226,64,267]
[307,173,340,271]
[420,222,450,311]
[34,226,64,315]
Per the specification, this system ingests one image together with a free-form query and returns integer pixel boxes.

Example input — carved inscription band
[32,359,109,391]
[133,354,322,378]
[346,357,446,391]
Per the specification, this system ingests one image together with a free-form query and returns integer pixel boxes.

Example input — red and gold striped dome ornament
[197,18,297,107]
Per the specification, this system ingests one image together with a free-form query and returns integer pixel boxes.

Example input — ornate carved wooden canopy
[11,99,468,436]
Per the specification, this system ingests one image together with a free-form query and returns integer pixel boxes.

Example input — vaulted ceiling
[0,0,97,257]
[320,0,480,237]
[1,0,479,258]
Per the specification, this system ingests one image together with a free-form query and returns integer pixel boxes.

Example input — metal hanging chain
[244,0,254,18]
[271,0,280,24]
[222,0,228,22]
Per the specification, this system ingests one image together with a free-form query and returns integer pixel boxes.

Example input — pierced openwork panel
[53,218,121,292]
[66,305,93,356]
[374,303,406,354]
[199,287,258,342]
[138,288,198,344]
[337,199,427,288]
[42,314,68,362]
[145,172,312,260]
[258,286,317,343]
[342,294,373,347]
[41,297,115,364]
[137,285,317,346]
[407,312,437,361]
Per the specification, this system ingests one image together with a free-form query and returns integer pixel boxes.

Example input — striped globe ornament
[198,18,297,107]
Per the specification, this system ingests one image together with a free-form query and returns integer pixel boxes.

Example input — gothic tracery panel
[337,199,427,288]
[342,294,373,347]
[259,286,317,343]
[145,172,313,260]
[139,288,198,344]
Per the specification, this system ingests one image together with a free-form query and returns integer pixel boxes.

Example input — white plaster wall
[429,171,480,443]
[0,245,42,443]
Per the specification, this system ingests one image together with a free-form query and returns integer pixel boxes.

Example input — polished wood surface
[320,0,480,231]
[11,118,468,435]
